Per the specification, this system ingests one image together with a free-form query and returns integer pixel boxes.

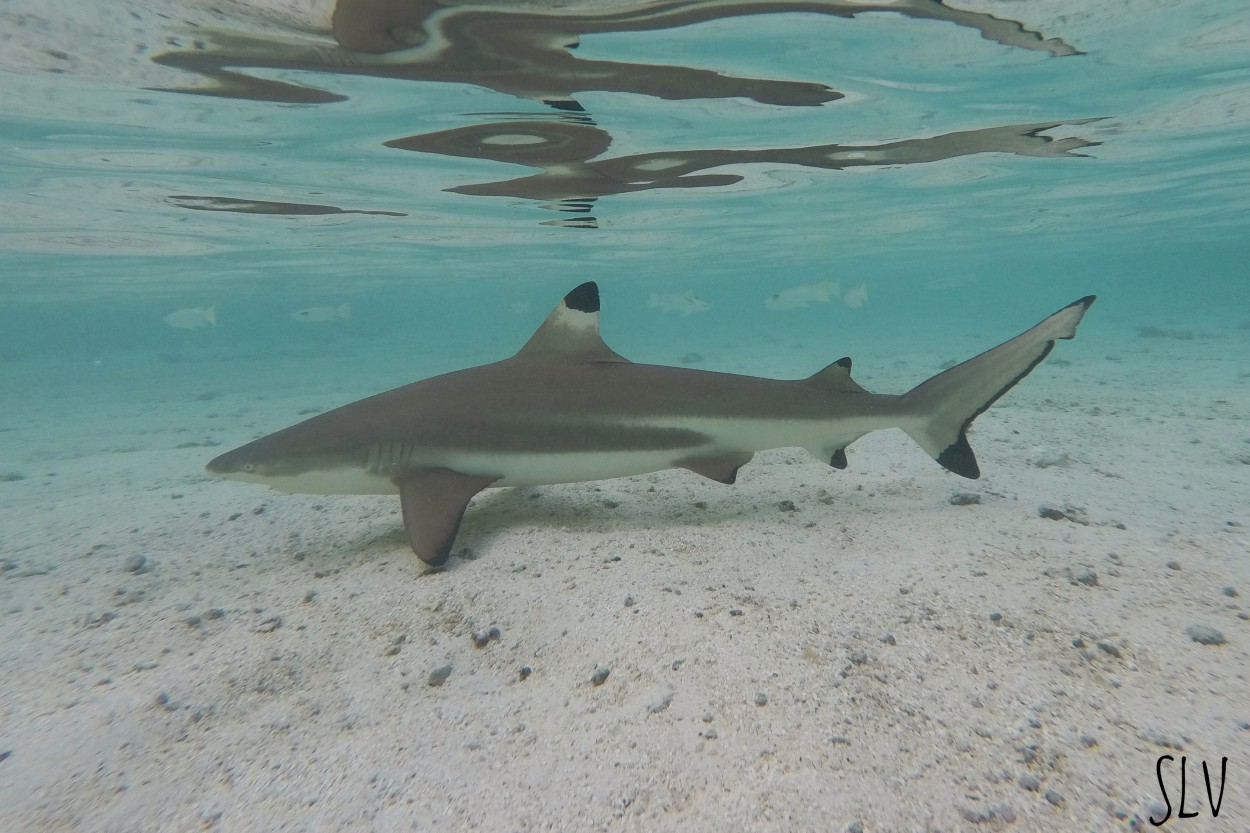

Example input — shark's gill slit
[206,282,1095,566]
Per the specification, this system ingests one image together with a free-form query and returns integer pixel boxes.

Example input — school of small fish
[165,285,869,331]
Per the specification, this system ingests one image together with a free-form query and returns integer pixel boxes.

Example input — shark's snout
[205,447,261,479]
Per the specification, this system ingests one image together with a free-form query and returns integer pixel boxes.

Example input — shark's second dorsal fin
[802,357,868,394]
[515,281,630,363]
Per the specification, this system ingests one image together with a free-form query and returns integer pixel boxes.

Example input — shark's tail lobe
[899,296,1095,478]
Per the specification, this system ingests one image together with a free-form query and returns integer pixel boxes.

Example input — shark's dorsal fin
[802,357,867,394]
[515,282,631,364]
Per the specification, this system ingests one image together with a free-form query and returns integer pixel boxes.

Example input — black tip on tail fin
[1061,296,1097,333]
[936,434,979,479]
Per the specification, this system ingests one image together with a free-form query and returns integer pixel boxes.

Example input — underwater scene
[1,0,1248,829]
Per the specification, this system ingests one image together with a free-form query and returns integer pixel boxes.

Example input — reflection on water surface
[151,0,1090,225]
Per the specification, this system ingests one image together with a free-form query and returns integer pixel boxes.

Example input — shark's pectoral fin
[396,468,499,566]
[830,448,849,470]
[679,452,754,484]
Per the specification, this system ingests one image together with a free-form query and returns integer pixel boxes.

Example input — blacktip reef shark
[207,283,1094,566]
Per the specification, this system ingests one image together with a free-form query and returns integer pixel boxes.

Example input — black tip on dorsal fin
[564,281,599,313]
[835,357,852,370]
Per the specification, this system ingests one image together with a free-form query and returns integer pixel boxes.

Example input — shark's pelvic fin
[679,452,755,484]
[515,281,631,364]
[900,295,1096,479]
[397,469,499,565]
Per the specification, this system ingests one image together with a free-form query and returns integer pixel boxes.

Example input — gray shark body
[207,282,1094,565]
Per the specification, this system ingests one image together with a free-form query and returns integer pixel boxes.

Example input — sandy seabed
[1,320,1248,833]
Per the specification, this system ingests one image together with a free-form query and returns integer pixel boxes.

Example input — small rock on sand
[427,664,453,687]
[1185,624,1226,645]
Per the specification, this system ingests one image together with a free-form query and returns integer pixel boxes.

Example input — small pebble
[471,626,501,648]
[1068,568,1099,587]
[754,693,768,706]
[1185,624,1226,645]
[1222,586,1239,597]
[847,823,864,833]
[590,666,610,686]
[427,664,453,687]
[123,554,149,574]
[949,492,981,506]
[1044,789,1064,806]
[777,500,797,512]
[1019,773,1041,792]
[1146,800,1170,824]
[518,666,531,681]
[255,616,282,633]
[1166,560,1182,571]
[647,692,674,714]
[988,612,1003,622]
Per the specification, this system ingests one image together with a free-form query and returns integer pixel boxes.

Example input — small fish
[648,291,709,316]
[843,282,869,309]
[925,273,979,291]
[164,305,216,329]
[292,304,352,323]
[764,280,841,311]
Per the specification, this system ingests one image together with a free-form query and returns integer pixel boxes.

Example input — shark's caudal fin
[899,296,1095,479]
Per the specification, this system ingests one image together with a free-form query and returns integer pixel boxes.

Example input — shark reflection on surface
[152,0,1078,106]
[385,118,1102,206]
[150,0,1091,224]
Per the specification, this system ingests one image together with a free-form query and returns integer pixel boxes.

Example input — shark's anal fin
[679,452,754,484]
[396,468,499,566]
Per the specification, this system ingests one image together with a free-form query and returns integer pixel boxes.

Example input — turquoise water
[1,3,1249,829]
[2,1,1246,344]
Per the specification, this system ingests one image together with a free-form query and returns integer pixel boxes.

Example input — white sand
[2,317,1247,832]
